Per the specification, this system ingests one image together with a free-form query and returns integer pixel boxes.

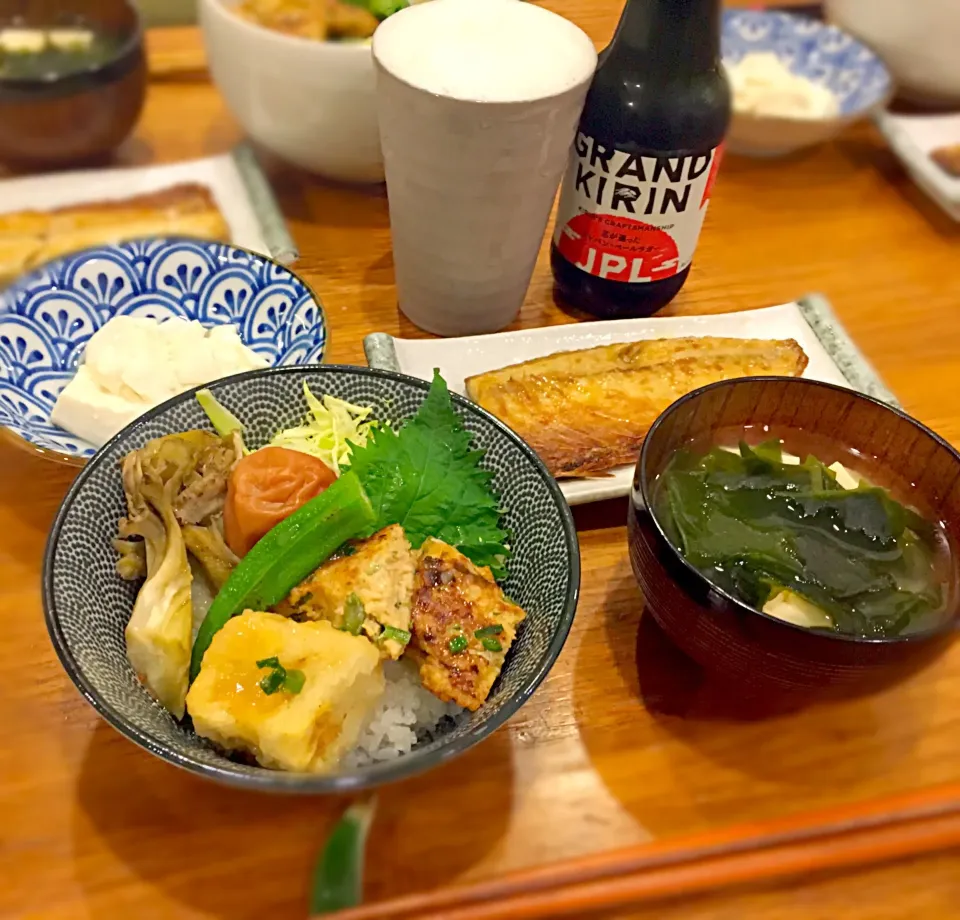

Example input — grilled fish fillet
[410,538,525,712]
[465,336,809,478]
[0,184,230,287]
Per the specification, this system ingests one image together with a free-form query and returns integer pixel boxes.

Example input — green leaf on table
[309,799,377,916]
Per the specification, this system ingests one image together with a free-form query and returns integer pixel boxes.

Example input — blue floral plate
[722,10,893,156]
[0,237,327,463]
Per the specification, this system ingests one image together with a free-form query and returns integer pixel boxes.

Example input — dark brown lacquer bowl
[628,377,960,695]
[0,0,146,169]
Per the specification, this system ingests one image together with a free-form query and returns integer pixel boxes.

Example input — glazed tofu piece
[282,525,416,660]
[410,538,525,711]
[186,611,383,773]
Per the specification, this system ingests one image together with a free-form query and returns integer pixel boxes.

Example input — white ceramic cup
[373,0,597,337]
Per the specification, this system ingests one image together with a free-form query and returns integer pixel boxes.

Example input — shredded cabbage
[270,383,376,476]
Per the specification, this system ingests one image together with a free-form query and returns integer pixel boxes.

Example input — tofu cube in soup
[283,524,416,659]
[186,611,383,773]
[411,538,525,711]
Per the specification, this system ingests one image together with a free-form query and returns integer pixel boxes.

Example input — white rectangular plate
[875,111,960,222]
[364,297,896,506]
[0,144,297,264]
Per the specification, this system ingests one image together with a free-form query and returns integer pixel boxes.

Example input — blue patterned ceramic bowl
[722,10,893,156]
[44,365,580,791]
[0,237,326,463]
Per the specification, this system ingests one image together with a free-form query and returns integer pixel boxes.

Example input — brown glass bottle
[550,0,731,318]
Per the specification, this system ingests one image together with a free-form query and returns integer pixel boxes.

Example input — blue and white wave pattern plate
[722,10,892,117]
[0,237,327,459]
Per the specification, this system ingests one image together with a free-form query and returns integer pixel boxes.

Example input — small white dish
[0,147,297,263]
[364,298,895,506]
[875,111,960,222]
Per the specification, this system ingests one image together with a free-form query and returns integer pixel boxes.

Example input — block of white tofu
[50,317,267,447]
[49,365,143,448]
[762,589,833,629]
[186,610,384,773]
[828,461,861,490]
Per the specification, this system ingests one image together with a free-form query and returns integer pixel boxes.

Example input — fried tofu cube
[282,525,416,660]
[410,538,525,711]
[186,611,383,773]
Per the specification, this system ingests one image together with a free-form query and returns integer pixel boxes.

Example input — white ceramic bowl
[199,0,384,183]
[825,0,960,106]
[722,10,892,158]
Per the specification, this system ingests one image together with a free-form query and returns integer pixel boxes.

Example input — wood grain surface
[323,785,960,919]
[590,848,960,920]
[4,3,960,919]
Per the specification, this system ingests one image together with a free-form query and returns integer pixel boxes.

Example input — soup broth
[0,24,123,80]
[653,425,955,638]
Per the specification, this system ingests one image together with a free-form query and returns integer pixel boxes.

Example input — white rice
[345,658,462,767]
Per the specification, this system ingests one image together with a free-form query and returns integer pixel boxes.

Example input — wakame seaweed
[655,440,947,638]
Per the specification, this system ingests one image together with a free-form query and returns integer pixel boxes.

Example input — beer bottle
[551,0,731,318]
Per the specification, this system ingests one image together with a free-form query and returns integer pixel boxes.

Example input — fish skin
[465,337,809,478]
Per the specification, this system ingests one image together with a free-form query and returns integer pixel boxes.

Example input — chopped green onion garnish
[480,636,502,653]
[381,626,411,645]
[257,657,305,695]
[342,593,366,635]
[448,635,468,654]
[283,668,306,695]
[259,668,285,695]
[474,625,503,638]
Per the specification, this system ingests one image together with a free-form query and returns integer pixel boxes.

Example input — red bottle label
[553,134,723,284]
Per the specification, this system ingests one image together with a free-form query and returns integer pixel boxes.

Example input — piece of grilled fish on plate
[0,183,230,286]
[465,336,809,478]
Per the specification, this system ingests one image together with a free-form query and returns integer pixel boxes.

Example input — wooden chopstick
[323,783,960,920]
[425,810,960,920]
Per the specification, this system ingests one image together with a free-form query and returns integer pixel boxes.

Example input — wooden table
[5,5,960,919]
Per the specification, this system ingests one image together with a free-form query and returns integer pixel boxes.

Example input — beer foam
[373,0,597,103]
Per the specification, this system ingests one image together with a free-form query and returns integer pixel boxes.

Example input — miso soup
[0,24,123,80]
[654,428,954,638]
